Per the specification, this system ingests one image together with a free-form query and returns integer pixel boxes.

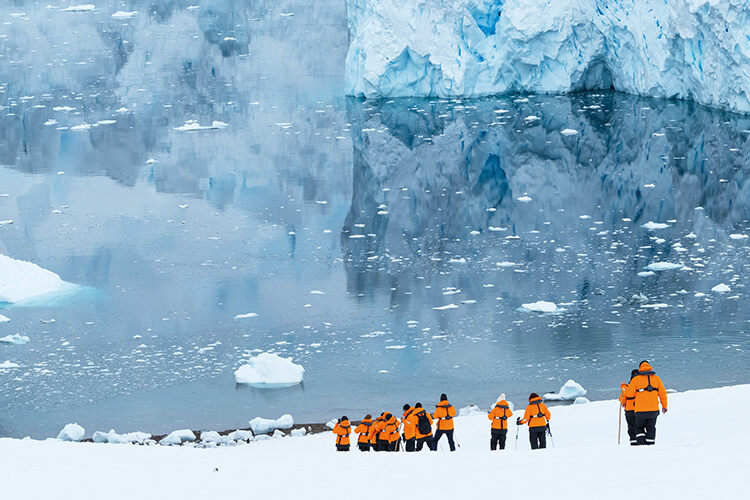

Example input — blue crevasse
[345,0,750,113]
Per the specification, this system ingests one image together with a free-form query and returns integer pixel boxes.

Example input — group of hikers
[332,360,668,451]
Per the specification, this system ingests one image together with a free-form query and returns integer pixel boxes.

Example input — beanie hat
[440,393,448,401]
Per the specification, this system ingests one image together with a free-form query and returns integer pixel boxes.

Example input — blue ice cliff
[345,0,750,112]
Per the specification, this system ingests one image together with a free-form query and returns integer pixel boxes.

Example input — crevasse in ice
[345,0,750,112]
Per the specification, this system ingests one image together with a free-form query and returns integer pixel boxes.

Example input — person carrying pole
[625,360,668,445]
[619,369,639,445]
[488,394,513,450]
[517,393,551,450]
[432,393,457,451]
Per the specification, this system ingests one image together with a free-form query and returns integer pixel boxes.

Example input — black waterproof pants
[625,410,637,445]
[336,444,350,452]
[404,437,416,452]
[529,427,547,450]
[433,429,456,451]
[377,439,390,451]
[416,436,434,451]
[358,442,370,452]
[634,411,658,445]
[490,428,508,450]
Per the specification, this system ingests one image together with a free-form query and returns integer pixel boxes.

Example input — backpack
[417,410,432,435]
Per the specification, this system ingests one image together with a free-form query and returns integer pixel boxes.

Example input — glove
[662,407,668,414]
[546,423,550,431]
[516,417,522,425]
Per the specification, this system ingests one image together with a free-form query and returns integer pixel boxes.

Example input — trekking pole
[546,424,555,449]
[514,424,519,450]
[617,404,622,445]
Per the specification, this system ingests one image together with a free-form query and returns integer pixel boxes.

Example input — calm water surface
[1,1,749,438]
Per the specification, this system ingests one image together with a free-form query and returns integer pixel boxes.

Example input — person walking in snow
[402,404,417,452]
[354,415,374,452]
[384,412,401,451]
[432,394,457,451]
[619,369,639,445]
[332,416,352,452]
[410,402,434,451]
[625,360,668,445]
[375,412,389,451]
[518,393,551,450]
[488,394,513,450]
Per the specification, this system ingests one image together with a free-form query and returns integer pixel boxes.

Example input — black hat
[415,402,423,408]
[529,393,540,401]
[630,369,639,379]
[341,415,348,421]
[403,404,410,411]
[440,393,448,401]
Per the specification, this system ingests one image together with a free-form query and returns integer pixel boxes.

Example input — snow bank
[543,380,587,401]
[345,0,750,113]
[92,430,151,445]
[57,423,85,442]
[0,254,78,304]
[521,301,558,313]
[234,353,304,388]
[160,429,196,446]
[249,415,294,435]
[0,334,30,345]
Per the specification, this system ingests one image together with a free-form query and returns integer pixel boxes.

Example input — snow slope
[1,385,748,499]
[345,0,750,113]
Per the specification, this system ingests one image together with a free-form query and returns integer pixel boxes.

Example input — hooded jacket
[402,407,416,440]
[354,418,373,444]
[625,361,667,413]
[409,408,433,439]
[384,414,401,443]
[619,383,635,411]
[333,419,352,446]
[488,400,513,430]
[521,397,551,428]
[433,400,457,430]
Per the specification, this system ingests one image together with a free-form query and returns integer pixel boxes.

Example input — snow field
[1,385,748,499]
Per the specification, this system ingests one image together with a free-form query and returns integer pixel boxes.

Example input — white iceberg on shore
[249,414,294,435]
[57,423,85,442]
[0,254,78,304]
[160,429,196,446]
[234,353,304,388]
[544,380,587,401]
[92,430,151,445]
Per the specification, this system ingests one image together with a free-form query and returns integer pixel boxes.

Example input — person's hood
[436,400,451,407]
[639,360,654,373]
[529,396,543,404]
[495,399,509,408]
[361,418,373,424]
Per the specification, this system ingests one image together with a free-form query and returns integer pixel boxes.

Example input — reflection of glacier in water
[0,1,750,438]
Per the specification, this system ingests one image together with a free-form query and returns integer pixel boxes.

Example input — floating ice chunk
[0,314,9,323]
[233,312,258,320]
[112,11,137,19]
[448,257,466,263]
[521,301,557,313]
[0,253,78,304]
[234,353,304,387]
[385,345,407,349]
[0,361,19,369]
[729,234,748,240]
[0,220,14,225]
[57,423,85,442]
[712,283,731,293]
[543,380,587,401]
[52,106,76,112]
[645,262,683,271]
[642,221,670,230]
[310,290,325,295]
[70,123,91,131]
[694,292,707,298]
[516,196,533,202]
[433,303,458,311]
[249,414,294,435]
[642,303,669,309]
[173,120,228,131]
[43,119,58,126]
[638,271,655,277]
[160,429,196,445]
[61,4,95,12]
[524,115,540,122]
[496,261,517,267]
[560,128,579,136]
[0,334,29,345]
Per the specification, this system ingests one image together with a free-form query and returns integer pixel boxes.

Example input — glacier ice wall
[345,0,750,113]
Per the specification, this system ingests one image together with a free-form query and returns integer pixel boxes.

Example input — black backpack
[416,410,431,435]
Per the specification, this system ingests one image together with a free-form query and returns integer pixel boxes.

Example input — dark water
[1,1,750,438]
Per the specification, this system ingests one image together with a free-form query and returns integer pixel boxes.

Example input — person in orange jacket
[488,394,513,450]
[368,413,381,451]
[402,404,417,452]
[410,402,434,451]
[432,393,457,451]
[518,393,551,450]
[354,414,374,452]
[619,369,639,445]
[625,360,668,445]
[384,413,401,451]
[375,412,389,452]
[332,416,352,452]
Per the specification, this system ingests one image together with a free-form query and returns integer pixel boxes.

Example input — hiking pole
[618,404,622,445]
[514,424,519,450]
[546,424,555,449]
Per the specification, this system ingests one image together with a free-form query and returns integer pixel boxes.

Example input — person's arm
[625,379,637,399]
[658,377,668,412]
[543,403,551,421]
[519,406,530,425]
[508,408,513,418]
[488,409,495,421]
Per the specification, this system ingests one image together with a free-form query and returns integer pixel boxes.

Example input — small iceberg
[543,380,587,401]
[234,353,304,388]
[561,128,579,136]
[521,301,558,313]
[645,262,683,271]
[57,423,85,442]
[93,429,151,444]
[160,429,196,446]
[0,253,79,304]
[0,334,30,345]
[433,303,459,311]
[173,120,229,131]
[0,360,20,369]
[711,283,731,293]
[642,221,670,230]
[249,414,294,435]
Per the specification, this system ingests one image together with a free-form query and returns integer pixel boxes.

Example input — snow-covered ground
[1,384,747,499]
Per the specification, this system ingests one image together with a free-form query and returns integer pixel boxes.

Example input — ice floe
[234,353,304,387]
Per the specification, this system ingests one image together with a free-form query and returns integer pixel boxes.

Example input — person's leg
[415,437,424,451]
[405,438,415,452]
[634,414,647,445]
[446,430,456,451]
[359,442,370,452]
[433,429,444,451]
[538,429,546,449]
[625,411,637,446]
[499,429,507,450]
[645,415,658,445]
[529,428,538,450]
[490,429,499,450]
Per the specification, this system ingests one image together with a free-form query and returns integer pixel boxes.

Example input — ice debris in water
[574,397,591,405]
[234,353,304,387]
[711,283,731,293]
[561,128,579,136]
[642,221,670,230]
[160,429,196,446]
[433,303,459,311]
[521,301,558,313]
[645,262,683,271]
[0,334,30,345]
[729,234,748,240]
[61,4,95,12]
[173,120,229,131]
[0,361,20,369]
[233,312,258,320]
[57,423,85,442]
[111,11,137,19]
[543,380,587,401]
[92,430,151,444]
[249,414,294,435]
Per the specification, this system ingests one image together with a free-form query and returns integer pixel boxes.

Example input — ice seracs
[234,353,304,388]
[543,380,587,401]
[345,0,750,113]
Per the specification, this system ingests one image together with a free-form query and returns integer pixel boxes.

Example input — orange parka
[409,407,433,439]
[402,407,417,440]
[354,418,374,444]
[619,383,635,411]
[433,400,457,431]
[488,400,513,430]
[376,414,389,441]
[384,414,401,443]
[625,361,667,413]
[333,419,352,446]
[368,415,382,444]
[520,397,551,428]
